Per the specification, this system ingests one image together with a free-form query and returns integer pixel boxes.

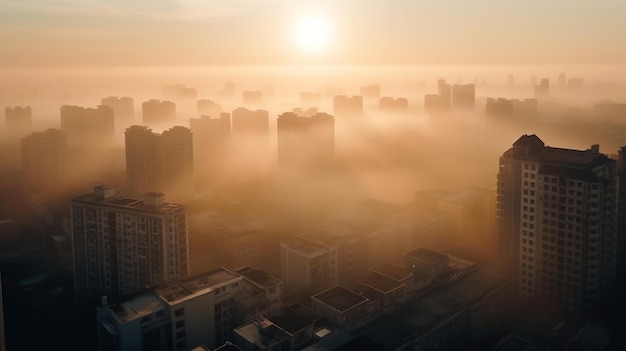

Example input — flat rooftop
[282,237,329,256]
[73,194,184,213]
[371,264,412,281]
[312,286,368,312]
[236,266,281,289]
[110,292,165,323]
[234,317,289,348]
[300,222,361,247]
[268,304,315,334]
[405,248,448,265]
[362,271,404,293]
[180,268,241,292]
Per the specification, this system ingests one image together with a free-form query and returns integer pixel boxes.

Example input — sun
[295,16,331,52]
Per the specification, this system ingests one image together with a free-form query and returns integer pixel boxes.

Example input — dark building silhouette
[4,106,32,143]
[142,99,176,127]
[332,95,363,116]
[125,125,194,203]
[617,147,626,281]
[71,186,189,303]
[60,105,114,146]
[437,79,452,109]
[424,79,453,114]
[486,98,514,117]
[451,84,475,109]
[163,84,198,116]
[21,129,68,191]
[277,111,335,171]
[101,96,134,122]
[497,135,617,309]
[379,97,408,114]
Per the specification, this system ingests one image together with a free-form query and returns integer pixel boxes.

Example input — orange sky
[1,0,625,67]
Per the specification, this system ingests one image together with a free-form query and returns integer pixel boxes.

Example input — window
[176,320,185,328]
[176,330,186,339]
[175,308,185,317]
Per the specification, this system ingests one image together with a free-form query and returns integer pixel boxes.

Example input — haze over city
[1,1,626,350]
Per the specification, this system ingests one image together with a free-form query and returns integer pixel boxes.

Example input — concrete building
[142,99,176,127]
[72,186,189,303]
[21,129,69,192]
[486,98,514,117]
[497,134,617,309]
[197,99,224,118]
[96,282,215,351]
[311,286,369,328]
[60,104,114,146]
[533,78,550,99]
[280,222,364,295]
[4,106,32,143]
[231,108,269,138]
[125,125,194,203]
[189,114,230,176]
[277,111,335,171]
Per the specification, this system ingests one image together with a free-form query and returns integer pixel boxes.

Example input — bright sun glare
[295,16,331,52]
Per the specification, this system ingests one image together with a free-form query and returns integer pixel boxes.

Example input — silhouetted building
[4,106,32,142]
[451,84,475,109]
[197,99,224,117]
[617,147,626,281]
[163,84,198,116]
[142,99,176,127]
[125,125,194,203]
[72,186,189,303]
[533,78,550,99]
[231,108,269,137]
[511,98,539,117]
[60,104,114,146]
[277,111,335,171]
[332,95,363,116]
[497,135,617,309]
[486,98,514,117]
[101,96,134,122]
[379,97,408,114]
[21,129,69,191]
[438,79,452,108]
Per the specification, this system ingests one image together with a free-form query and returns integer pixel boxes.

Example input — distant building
[332,95,363,117]
[21,129,69,191]
[231,108,269,138]
[197,99,224,118]
[451,84,475,109]
[486,98,514,117]
[101,96,134,122]
[360,85,381,101]
[437,79,452,109]
[163,84,198,116]
[378,97,408,114]
[142,99,176,127]
[189,113,230,177]
[311,286,369,328]
[60,104,114,146]
[125,125,194,203]
[72,186,189,304]
[277,111,335,171]
[242,91,263,106]
[497,135,617,309]
[4,106,32,143]
[299,92,322,106]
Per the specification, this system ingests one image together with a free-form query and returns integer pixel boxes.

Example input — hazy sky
[1,0,625,67]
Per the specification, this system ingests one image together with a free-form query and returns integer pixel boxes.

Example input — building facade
[497,134,617,309]
[72,186,189,303]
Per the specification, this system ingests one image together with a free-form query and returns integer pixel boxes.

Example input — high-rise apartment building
[125,125,194,203]
[60,105,114,146]
[21,129,69,191]
[142,99,176,127]
[72,186,189,303]
[277,111,334,171]
[101,96,134,122]
[332,95,363,116]
[497,135,617,309]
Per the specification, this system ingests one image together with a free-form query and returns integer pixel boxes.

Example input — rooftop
[109,292,165,323]
[312,286,368,313]
[300,222,361,247]
[180,268,241,292]
[234,317,289,348]
[405,248,448,265]
[361,271,404,294]
[236,266,282,289]
[370,264,413,282]
[268,304,315,334]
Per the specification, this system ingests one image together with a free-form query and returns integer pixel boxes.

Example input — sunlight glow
[295,16,331,52]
